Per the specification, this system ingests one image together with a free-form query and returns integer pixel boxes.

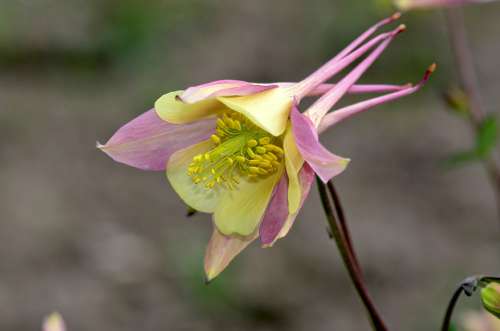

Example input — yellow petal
[204,227,257,282]
[166,139,223,213]
[283,125,304,214]
[155,91,224,124]
[217,88,292,136]
[214,168,282,236]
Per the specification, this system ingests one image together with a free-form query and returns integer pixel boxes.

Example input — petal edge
[204,228,257,282]
[291,107,350,183]
[99,109,215,171]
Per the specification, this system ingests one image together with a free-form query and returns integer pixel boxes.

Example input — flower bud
[43,312,66,331]
[481,282,500,318]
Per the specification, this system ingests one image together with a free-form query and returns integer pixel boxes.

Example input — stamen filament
[187,111,284,190]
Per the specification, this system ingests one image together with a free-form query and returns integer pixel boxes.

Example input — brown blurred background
[0,0,499,330]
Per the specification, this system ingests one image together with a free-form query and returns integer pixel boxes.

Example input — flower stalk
[441,276,490,331]
[445,8,500,220]
[317,177,388,331]
[326,181,362,275]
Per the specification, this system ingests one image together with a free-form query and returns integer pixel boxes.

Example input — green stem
[317,177,388,331]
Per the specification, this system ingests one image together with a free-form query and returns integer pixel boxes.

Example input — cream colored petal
[217,88,292,136]
[166,140,223,213]
[214,169,282,237]
[155,90,224,124]
[204,227,257,282]
[283,124,304,214]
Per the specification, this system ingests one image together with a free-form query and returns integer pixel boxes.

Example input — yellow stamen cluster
[187,112,284,190]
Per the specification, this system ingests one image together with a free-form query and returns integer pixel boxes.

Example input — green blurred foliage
[0,0,213,71]
[476,117,498,158]
[444,87,471,117]
[169,243,285,327]
[446,116,498,167]
[96,0,212,62]
[167,239,237,313]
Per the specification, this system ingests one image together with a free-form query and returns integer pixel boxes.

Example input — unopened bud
[481,282,500,318]
[43,312,66,331]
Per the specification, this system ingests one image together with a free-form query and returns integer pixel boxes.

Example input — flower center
[187,112,284,190]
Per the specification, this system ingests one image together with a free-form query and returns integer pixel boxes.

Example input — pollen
[187,111,284,190]
[210,134,221,145]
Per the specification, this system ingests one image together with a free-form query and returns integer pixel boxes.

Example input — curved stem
[441,276,479,331]
[441,286,464,331]
[317,177,388,331]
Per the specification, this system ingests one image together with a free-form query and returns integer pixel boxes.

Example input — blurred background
[0,0,499,330]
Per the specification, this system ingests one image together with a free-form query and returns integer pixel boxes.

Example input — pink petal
[98,109,215,171]
[292,31,396,101]
[319,64,436,132]
[277,163,316,238]
[260,163,316,246]
[305,24,406,127]
[291,106,350,183]
[291,13,401,100]
[276,82,410,96]
[333,12,401,60]
[297,163,316,208]
[179,80,278,104]
[305,83,410,96]
[259,174,289,245]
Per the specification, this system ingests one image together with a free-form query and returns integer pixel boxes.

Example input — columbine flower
[99,13,433,281]
[43,313,66,331]
[394,0,498,10]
